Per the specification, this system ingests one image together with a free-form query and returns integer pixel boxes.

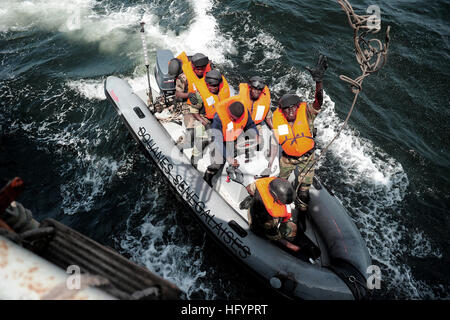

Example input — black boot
[203,170,214,187]
[239,195,253,210]
[190,155,197,168]
[295,188,310,232]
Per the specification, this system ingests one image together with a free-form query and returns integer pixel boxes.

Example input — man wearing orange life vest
[203,101,258,186]
[174,52,230,150]
[173,52,209,147]
[239,76,273,129]
[239,76,280,176]
[188,69,231,164]
[190,69,230,127]
[245,177,300,251]
[268,54,328,226]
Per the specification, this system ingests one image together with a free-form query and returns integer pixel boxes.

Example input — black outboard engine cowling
[154,50,176,97]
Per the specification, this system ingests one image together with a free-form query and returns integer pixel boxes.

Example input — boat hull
[104,75,371,300]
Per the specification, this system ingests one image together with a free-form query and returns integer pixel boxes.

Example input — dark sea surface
[0,0,448,299]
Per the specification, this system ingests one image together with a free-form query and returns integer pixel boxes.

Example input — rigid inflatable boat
[104,49,372,300]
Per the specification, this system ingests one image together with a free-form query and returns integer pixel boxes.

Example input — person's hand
[306,54,328,82]
[188,92,199,105]
[231,159,239,168]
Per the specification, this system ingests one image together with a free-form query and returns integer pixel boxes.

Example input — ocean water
[0,0,448,299]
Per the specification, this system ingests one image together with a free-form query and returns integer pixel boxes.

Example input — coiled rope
[296,0,391,193]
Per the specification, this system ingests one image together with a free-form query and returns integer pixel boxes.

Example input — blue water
[0,0,448,299]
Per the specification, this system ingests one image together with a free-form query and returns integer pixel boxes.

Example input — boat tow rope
[295,0,391,194]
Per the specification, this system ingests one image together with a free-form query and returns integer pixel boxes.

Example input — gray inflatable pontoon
[104,49,372,300]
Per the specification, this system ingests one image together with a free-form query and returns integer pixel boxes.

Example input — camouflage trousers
[191,123,210,159]
[178,105,210,160]
[279,153,315,186]
[181,103,194,128]
[247,209,297,242]
[279,152,315,210]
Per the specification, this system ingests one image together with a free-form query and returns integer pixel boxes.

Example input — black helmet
[168,58,182,77]
[279,93,301,109]
[205,69,223,86]
[269,178,295,204]
[229,101,244,118]
[248,76,265,90]
[191,53,209,67]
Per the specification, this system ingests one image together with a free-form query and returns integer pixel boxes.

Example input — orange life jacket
[272,102,314,157]
[214,96,249,141]
[255,177,292,221]
[239,83,271,125]
[176,51,230,119]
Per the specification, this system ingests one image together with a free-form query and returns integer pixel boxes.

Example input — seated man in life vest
[235,76,280,178]
[245,177,300,251]
[267,54,328,230]
[204,101,258,186]
[239,76,273,130]
[174,52,230,150]
[189,69,231,164]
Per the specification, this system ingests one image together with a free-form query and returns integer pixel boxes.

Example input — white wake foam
[66,72,153,101]
[66,79,106,101]
[118,182,216,299]
[1,0,235,63]
[268,68,443,298]
[0,0,95,33]
[59,0,235,99]
[314,93,442,299]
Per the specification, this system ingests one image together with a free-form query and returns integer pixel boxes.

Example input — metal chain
[296,0,391,192]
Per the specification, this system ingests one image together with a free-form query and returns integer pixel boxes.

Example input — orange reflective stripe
[176,51,230,119]
[176,51,189,65]
[255,177,291,219]
[239,83,271,125]
[217,78,231,103]
[215,96,249,141]
[272,102,314,157]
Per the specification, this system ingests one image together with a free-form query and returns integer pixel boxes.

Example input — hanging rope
[295,0,391,193]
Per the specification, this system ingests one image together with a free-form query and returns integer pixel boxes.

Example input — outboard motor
[154,50,176,103]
